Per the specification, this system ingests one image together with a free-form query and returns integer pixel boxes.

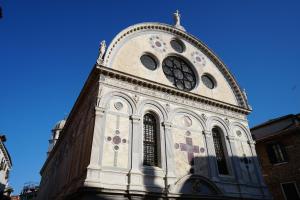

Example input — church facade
[37,12,270,200]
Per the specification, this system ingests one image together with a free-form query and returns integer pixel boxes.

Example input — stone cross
[180,137,200,165]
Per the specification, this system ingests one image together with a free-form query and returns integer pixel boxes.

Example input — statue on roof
[97,40,106,65]
[173,10,186,31]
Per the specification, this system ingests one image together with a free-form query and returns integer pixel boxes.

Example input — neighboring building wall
[252,114,300,200]
[0,135,12,197]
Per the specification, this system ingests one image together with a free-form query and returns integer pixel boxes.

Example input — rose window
[162,56,196,91]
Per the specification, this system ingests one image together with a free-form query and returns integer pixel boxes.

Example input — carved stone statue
[97,40,106,65]
[174,10,181,27]
[173,10,186,31]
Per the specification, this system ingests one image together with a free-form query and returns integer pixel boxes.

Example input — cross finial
[173,10,186,31]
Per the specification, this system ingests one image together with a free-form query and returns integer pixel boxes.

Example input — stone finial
[173,10,186,31]
[97,40,106,65]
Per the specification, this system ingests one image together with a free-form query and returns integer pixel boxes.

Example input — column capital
[247,140,256,145]
[130,115,141,123]
[162,121,172,128]
[95,107,106,116]
[226,135,236,141]
[202,130,212,136]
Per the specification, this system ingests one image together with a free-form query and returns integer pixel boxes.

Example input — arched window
[212,127,229,175]
[143,113,159,166]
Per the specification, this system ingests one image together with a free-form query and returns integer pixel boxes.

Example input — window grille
[212,127,229,175]
[143,113,158,166]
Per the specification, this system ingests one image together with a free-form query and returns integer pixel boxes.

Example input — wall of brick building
[255,131,300,200]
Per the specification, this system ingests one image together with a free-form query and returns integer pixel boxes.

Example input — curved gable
[103,23,249,109]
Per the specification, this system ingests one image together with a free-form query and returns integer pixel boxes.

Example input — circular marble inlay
[149,35,166,52]
[114,102,123,110]
[185,131,191,136]
[112,135,121,145]
[182,116,192,127]
[114,145,119,151]
[236,130,242,137]
[115,130,120,135]
[200,147,205,153]
[174,143,179,149]
[107,136,112,141]
[122,139,127,143]
[191,51,206,67]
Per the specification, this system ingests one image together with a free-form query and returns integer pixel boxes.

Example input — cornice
[96,65,251,116]
[103,22,249,110]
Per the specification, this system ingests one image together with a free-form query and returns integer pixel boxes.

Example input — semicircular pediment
[102,22,249,109]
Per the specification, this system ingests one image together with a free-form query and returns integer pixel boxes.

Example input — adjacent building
[0,135,12,199]
[252,113,300,200]
[37,11,270,200]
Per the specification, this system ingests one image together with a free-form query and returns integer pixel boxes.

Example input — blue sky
[0,0,299,194]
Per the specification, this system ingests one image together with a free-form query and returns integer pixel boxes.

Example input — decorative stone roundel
[236,130,242,137]
[114,102,124,110]
[162,56,197,91]
[149,35,166,52]
[191,51,206,67]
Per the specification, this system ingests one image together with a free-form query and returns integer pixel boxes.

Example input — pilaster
[202,130,218,181]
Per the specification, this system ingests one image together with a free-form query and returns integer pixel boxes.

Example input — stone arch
[172,174,223,195]
[137,99,168,122]
[170,108,206,131]
[206,116,230,137]
[231,122,252,141]
[100,91,137,115]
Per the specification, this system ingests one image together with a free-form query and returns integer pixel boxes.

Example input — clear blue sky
[1,0,299,194]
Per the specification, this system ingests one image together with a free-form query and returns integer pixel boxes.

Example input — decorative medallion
[182,116,192,127]
[200,147,205,153]
[224,118,230,127]
[165,103,171,113]
[114,102,123,110]
[201,113,207,122]
[185,131,191,136]
[191,51,206,67]
[149,35,167,52]
[236,130,242,137]
[106,130,127,152]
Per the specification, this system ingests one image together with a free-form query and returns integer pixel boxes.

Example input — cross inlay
[180,137,199,165]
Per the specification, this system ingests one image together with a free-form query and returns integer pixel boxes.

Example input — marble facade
[37,13,271,200]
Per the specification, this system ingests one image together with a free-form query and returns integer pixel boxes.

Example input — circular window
[201,74,216,89]
[162,56,196,91]
[170,39,185,53]
[140,54,158,70]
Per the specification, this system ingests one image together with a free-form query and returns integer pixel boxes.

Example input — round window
[170,39,185,53]
[140,54,158,70]
[162,56,196,91]
[201,74,216,89]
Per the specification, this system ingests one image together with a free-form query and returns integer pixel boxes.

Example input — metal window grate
[143,113,158,166]
[212,128,229,175]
